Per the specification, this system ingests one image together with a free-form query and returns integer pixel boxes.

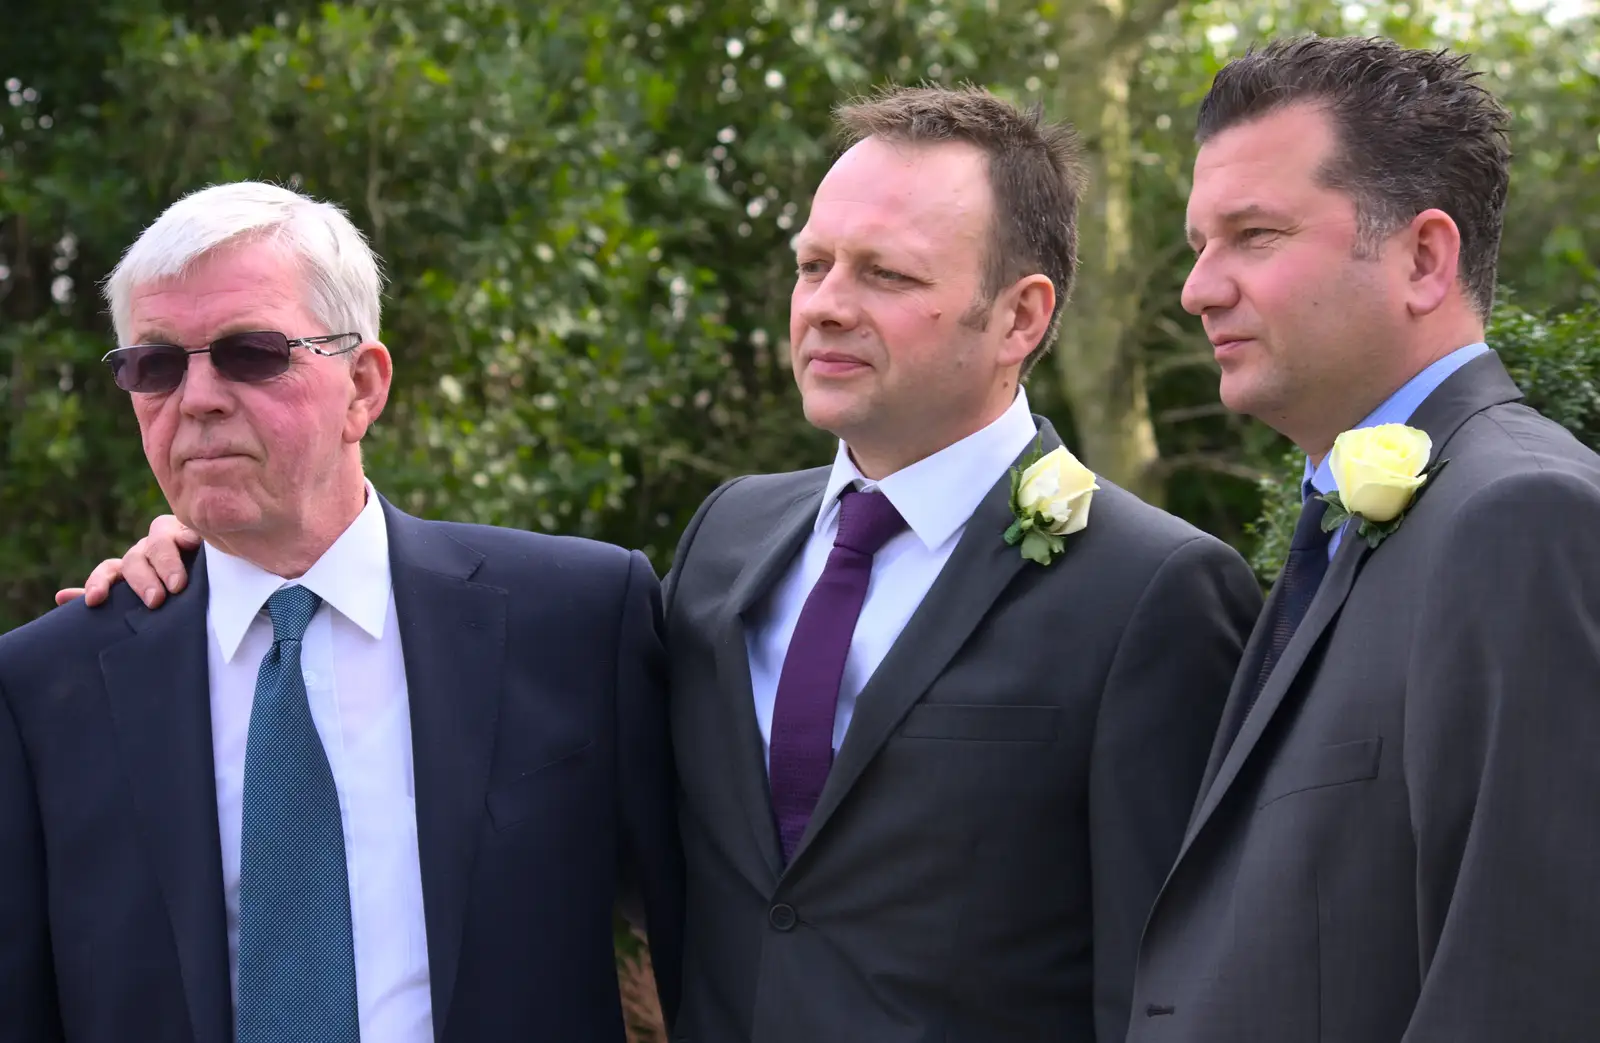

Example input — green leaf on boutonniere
[1315,490,1352,533]
[1019,529,1064,565]
[1007,459,1025,520]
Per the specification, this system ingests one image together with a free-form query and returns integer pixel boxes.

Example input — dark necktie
[768,488,907,862]
[236,586,360,1043]
[1223,493,1335,751]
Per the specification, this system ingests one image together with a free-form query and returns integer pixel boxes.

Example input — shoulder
[699,467,830,518]
[399,517,657,614]
[1082,480,1251,576]
[1392,407,1600,587]
[674,466,829,555]
[0,583,151,679]
[1452,400,1596,468]
[1428,402,1600,529]
[1447,462,1600,542]
[417,516,639,574]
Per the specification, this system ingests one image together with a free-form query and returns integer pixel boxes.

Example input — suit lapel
[1180,533,1372,851]
[383,501,507,1042]
[784,421,1064,870]
[101,550,232,1043]
[714,483,824,882]
[1179,351,1526,855]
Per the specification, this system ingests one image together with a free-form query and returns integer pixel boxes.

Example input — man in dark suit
[661,87,1259,1043]
[65,91,1260,1042]
[1129,37,1600,1042]
[2,181,681,1042]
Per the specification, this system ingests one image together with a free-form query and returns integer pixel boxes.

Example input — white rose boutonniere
[1317,423,1448,549]
[1003,439,1099,566]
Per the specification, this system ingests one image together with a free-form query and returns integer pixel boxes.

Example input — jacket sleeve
[613,549,686,1030]
[0,668,65,1042]
[1088,536,1261,1042]
[1402,470,1600,1042]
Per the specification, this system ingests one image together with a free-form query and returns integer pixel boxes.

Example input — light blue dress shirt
[1303,342,1489,559]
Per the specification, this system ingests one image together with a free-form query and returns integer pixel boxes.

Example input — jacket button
[768,903,797,931]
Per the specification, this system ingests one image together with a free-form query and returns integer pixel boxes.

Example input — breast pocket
[485,739,595,831]
[897,703,1059,743]
[1257,737,1383,809]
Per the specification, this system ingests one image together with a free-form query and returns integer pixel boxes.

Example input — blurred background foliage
[3,0,1597,626]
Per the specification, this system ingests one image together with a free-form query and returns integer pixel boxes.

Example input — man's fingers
[78,557,125,607]
[55,587,87,606]
[146,516,200,593]
[118,544,169,609]
[147,536,192,594]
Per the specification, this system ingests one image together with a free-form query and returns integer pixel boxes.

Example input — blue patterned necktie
[236,585,360,1043]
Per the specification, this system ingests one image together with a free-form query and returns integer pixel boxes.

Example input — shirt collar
[1303,342,1489,500]
[816,387,1041,551]
[206,481,392,662]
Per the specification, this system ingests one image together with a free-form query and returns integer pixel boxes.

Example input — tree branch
[1157,402,1233,424]
[1147,349,1218,378]
[654,443,732,477]
[1148,451,1268,483]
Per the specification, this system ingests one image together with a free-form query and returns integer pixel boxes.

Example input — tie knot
[266,585,322,643]
[1290,494,1333,553]
[834,489,907,556]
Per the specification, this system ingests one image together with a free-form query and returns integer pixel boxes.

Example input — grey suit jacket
[1129,353,1600,1043]
[662,418,1262,1043]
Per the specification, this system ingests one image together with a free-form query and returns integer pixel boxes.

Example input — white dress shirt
[206,483,432,1042]
[746,388,1041,764]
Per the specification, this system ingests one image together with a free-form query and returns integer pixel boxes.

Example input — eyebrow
[791,238,933,274]
[127,321,278,346]
[1186,204,1295,249]
[126,328,182,346]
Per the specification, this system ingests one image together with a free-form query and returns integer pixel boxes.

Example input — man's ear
[1401,208,1463,318]
[345,341,392,443]
[998,274,1056,369]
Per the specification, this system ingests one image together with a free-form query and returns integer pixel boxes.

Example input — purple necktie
[769,488,907,862]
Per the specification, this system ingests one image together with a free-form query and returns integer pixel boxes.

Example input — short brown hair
[833,84,1087,376]
[1196,36,1512,318]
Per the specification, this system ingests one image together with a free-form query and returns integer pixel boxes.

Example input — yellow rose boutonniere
[1317,423,1448,549]
[1003,438,1099,565]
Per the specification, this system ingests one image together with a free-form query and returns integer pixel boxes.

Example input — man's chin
[799,393,868,439]
[1217,374,1268,419]
[180,494,265,544]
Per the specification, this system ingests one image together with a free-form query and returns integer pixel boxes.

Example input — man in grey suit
[65,87,1261,1041]
[662,87,1259,1042]
[1128,37,1600,1042]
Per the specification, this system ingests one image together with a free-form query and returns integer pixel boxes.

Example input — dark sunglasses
[102,330,362,394]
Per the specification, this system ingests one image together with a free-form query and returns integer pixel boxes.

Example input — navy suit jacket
[0,500,683,1042]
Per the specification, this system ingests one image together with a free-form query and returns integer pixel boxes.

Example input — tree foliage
[3,0,1597,633]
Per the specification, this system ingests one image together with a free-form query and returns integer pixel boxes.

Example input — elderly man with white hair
[0,181,683,1043]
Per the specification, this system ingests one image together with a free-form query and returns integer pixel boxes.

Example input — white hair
[104,180,384,346]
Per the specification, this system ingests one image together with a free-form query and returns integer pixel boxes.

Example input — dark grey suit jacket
[1129,353,1600,1043]
[662,418,1262,1043]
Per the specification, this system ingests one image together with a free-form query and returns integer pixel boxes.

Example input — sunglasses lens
[108,345,187,394]
[212,331,291,383]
